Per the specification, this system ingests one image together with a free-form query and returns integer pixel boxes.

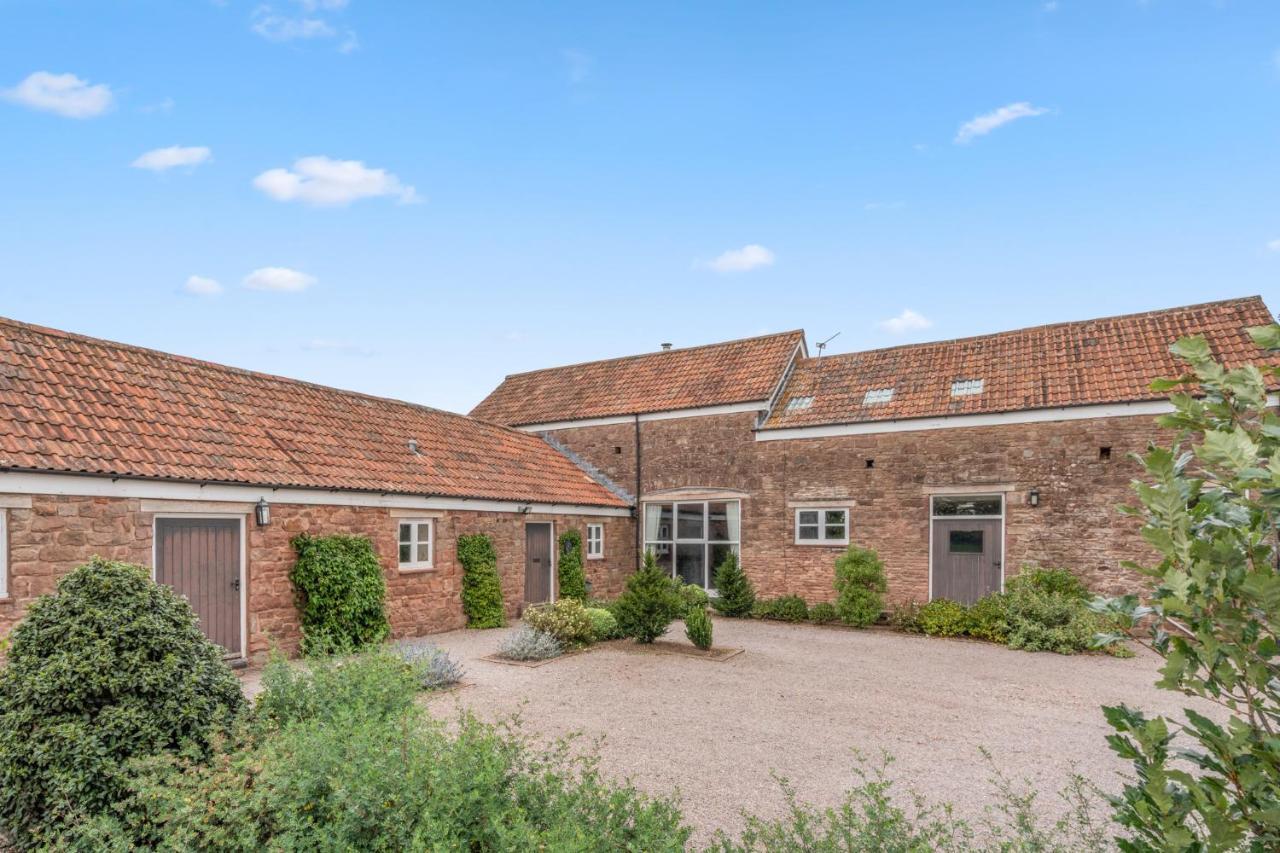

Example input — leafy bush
[458,533,505,629]
[396,643,465,690]
[755,595,810,622]
[677,581,710,612]
[0,558,244,846]
[966,593,1011,643]
[684,606,713,650]
[1007,566,1088,601]
[556,529,587,601]
[809,601,839,624]
[498,625,563,661]
[1004,583,1107,654]
[917,599,969,637]
[256,649,419,729]
[887,600,923,633]
[524,598,595,646]
[613,551,685,643]
[585,607,620,641]
[833,545,887,627]
[87,654,691,850]
[290,532,390,655]
[710,551,755,617]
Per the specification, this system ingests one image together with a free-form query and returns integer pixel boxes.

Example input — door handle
[232,578,241,591]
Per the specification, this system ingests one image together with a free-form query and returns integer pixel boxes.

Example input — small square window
[1099,446,1112,461]
[586,523,604,559]
[949,530,984,554]
[950,379,984,396]
[795,507,848,544]
[398,518,434,570]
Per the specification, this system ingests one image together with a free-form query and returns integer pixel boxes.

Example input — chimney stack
[660,342,673,351]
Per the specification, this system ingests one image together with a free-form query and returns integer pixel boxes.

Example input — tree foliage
[833,545,887,627]
[1092,326,1280,850]
[290,533,390,655]
[613,551,684,643]
[458,533,506,629]
[556,528,587,600]
[710,551,756,617]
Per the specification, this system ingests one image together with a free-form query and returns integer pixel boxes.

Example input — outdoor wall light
[1027,489,1040,508]
[255,498,271,526]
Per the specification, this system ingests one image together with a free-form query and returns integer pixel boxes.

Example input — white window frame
[397,517,434,571]
[794,507,850,545]
[642,500,740,591]
[585,523,604,559]
[950,378,984,396]
[0,510,7,599]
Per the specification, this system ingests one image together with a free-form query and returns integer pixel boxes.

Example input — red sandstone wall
[0,493,633,658]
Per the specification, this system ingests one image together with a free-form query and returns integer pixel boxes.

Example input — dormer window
[786,396,814,412]
[950,379,984,397]
[862,388,894,405]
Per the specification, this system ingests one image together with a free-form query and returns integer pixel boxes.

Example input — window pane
[949,530,984,553]
[398,543,412,563]
[798,525,819,540]
[825,524,846,540]
[676,543,706,588]
[645,503,673,542]
[676,503,704,539]
[824,510,845,526]
[932,496,1002,516]
[417,523,431,542]
[709,544,738,588]
[647,543,673,577]
[416,543,430,562]
[798,510,818,525]
[399,523,412,543]
[707,502,731,541]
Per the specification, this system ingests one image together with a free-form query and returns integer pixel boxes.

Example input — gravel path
[244,618,1205,845]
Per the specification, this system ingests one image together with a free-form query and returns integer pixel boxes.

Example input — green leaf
[1248,324,1280,352]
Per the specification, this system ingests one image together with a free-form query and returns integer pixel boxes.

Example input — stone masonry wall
[0,492,632,659]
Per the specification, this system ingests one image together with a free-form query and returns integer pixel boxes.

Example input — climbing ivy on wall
[557,529,587,600]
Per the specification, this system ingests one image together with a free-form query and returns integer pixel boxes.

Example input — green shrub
[613,551,684,643]
[556,529,587,601]
[756,595,809,622]
[1007,566,1088,601]
[585,607,620,641]
[524,598,595,645]
[966,593,1011,643]
[290,533,390,655]
[458,534,506,629]
[888,600,924,633]
[678,582,710,612]
[498,626,563,661]
[917,599,969,637]
[256,649,419,729]
[1004,584,1107,654]
[833,544,887,627]
[684,607,713,650]
[90,655,691,850]
[710,551,755,617]
[809,602,839,624]
[0,558,244,846]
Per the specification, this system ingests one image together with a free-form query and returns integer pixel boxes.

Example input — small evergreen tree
[613,551,684,643]
[556,529,587,600]
[458,534,505,629]
[833,545,887,627]
[684,606,713,650]
[710,551,755,617]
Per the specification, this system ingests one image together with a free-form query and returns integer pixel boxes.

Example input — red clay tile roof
[470,331,806,426]
[763,296,1277,430]
[0,317,626,507]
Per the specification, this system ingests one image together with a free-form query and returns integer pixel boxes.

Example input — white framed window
[0,510,7,598]
[642,500,740,591]
[862,388,894,405]
[950,378,984,396]
[586,523,604,559]
[397,518,434,570]
[794,508,849,545]
[785,395,814,412]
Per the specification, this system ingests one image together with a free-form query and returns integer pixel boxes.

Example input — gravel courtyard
[384,617,1201,843]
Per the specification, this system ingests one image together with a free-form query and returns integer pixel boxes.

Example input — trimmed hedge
[0,558,244,846]
[833,545,887,627]
[458,534,505,629]
[290,533,390,655]
[557,529,587,600]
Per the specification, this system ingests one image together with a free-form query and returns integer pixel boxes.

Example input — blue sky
[2,1,1278,413]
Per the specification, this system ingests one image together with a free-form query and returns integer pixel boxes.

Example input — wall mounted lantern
[255,498,271,526]
[1027,489,1040,508]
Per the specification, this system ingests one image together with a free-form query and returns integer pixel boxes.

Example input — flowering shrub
[524,598,595,645]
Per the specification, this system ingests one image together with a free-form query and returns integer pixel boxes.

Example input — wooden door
[155,518,243,657]
[930,517,1002,605]
[524,523,553,604]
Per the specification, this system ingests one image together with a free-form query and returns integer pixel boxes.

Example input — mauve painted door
[930,518,1002,605]
[155,518,242,657]
[524,523,553,604]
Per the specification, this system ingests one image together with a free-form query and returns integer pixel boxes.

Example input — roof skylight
[950,379,984,397]
[862,388,894,405]
[785,395,814,412]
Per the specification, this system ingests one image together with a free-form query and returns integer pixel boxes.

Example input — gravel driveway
[242,617,1203,844]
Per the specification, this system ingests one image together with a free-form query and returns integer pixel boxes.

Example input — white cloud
[184,275,223,296]
[1266,239,1280,252]
[955,101,1049,144]
[131,145,212,171]
[303,338,374,356]
[562,49,593,84]
[138,97,175,114]
[703,244,776,273]
[878,309,933,334]
[253,156,418,206]
[297,0,348,9]
[1043,1,1059,11]
[251,1,355,49]
[2,71,113,118]
[243,267,316,292]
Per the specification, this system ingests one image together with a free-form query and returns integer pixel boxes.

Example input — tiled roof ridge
[498,329,806,380]
[796,296,1269,366]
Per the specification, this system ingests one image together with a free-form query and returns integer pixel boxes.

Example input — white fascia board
[0,471,632,517]
[515,400,770,433]
[755,400,1178,442]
